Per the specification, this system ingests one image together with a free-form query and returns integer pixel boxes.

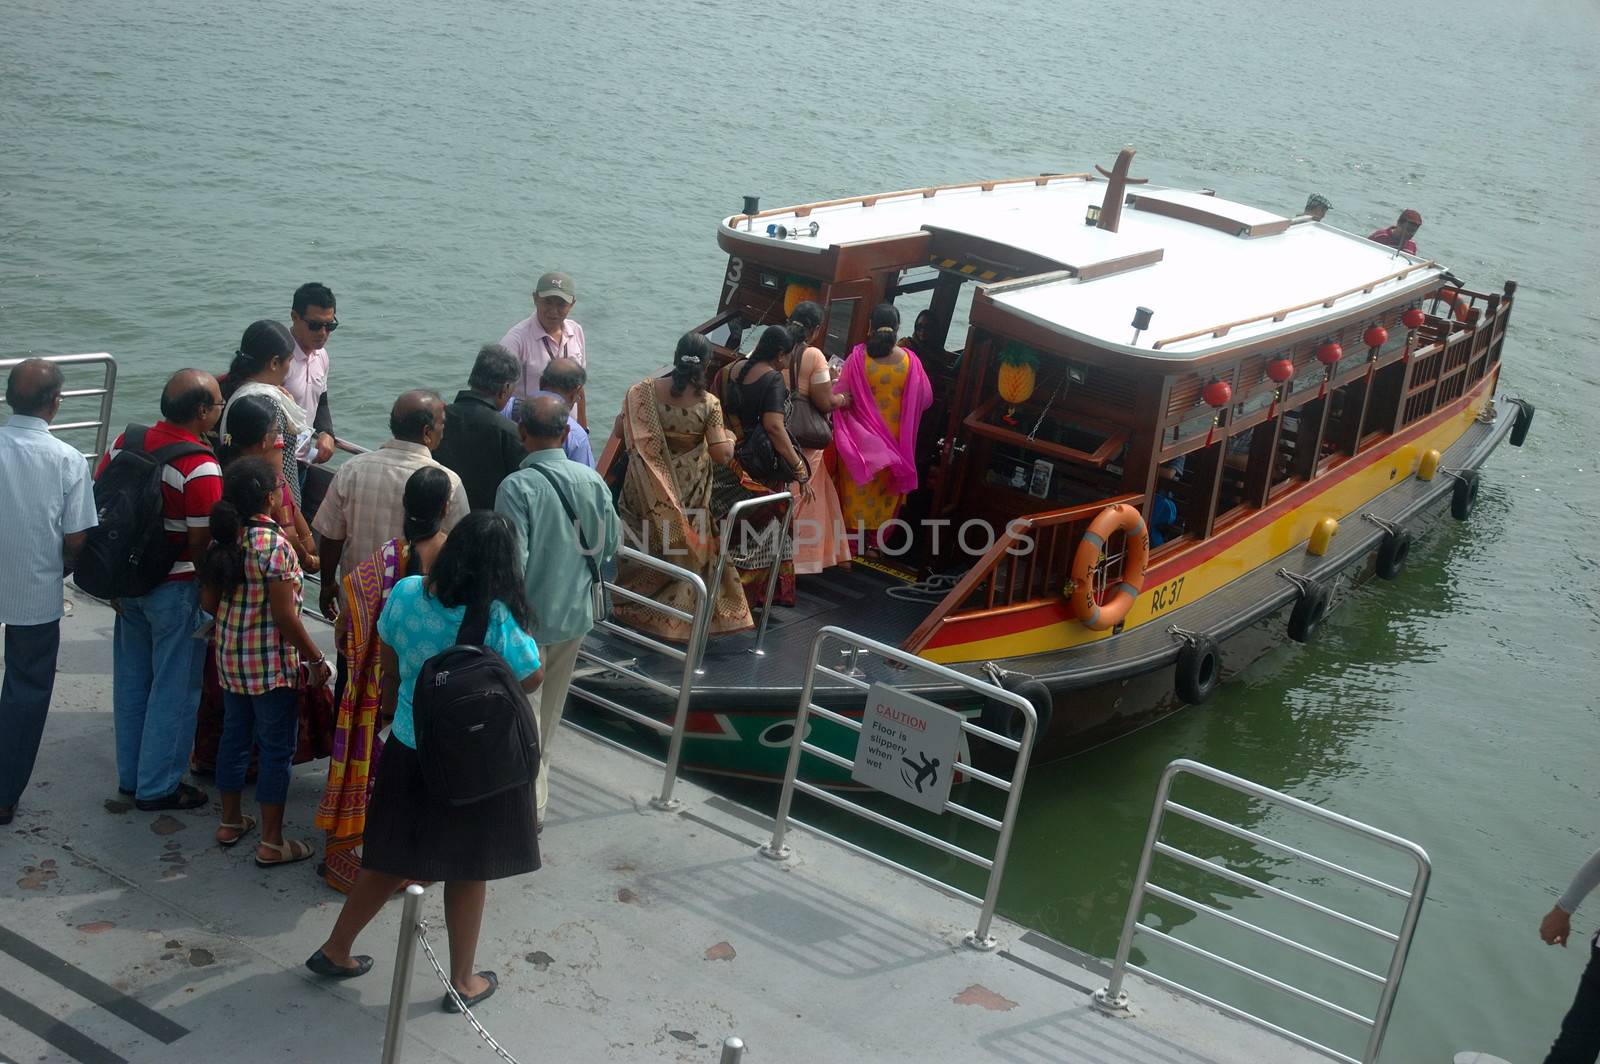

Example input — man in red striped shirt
[97,370,225,810]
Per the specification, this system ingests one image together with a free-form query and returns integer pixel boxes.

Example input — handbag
[785,356,834,450]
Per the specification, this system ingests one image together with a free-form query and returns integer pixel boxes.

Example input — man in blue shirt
[533,357,595,468]
[0,360,98,825]
[495,395,618,827]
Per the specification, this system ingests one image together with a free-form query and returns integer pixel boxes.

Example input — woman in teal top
[307,512,543,1015]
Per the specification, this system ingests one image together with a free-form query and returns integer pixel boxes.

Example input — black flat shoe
[442,971,497,1013]
[135,783,208,811]
[305,949,372,979]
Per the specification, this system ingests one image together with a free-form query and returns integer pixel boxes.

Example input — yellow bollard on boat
[1418,448,1442,480]
[1308,517,1338,557]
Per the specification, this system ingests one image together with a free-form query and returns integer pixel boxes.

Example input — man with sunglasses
[286,282,339,471]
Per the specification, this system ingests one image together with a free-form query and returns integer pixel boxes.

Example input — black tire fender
[1510,399,1535,447]
[981,676,1053,744]
[1450,470,1481,521]
[1376,527,1413,580]
[1174,636,1222,705]
[1287,582,1332,644]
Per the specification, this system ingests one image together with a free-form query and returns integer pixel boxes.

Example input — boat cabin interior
[596,159,1512,681]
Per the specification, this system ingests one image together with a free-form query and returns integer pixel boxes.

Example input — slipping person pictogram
[901,753,940,794]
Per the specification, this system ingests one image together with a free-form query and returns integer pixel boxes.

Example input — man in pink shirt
[501,271,587,424]
[285,282,338,468]
[1368,209,1422,255]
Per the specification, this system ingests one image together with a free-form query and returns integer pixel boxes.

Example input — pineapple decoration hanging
[997,343,1038,425]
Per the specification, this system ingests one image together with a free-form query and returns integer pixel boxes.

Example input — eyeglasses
[303,318,339,334]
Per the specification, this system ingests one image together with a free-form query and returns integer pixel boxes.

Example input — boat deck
[0,594,1330,1063]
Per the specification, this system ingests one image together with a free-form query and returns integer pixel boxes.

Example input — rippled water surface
[4,0,1598,1058]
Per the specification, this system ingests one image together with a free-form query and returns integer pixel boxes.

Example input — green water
[4,0,1598,1058]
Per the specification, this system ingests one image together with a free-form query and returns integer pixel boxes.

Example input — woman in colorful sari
[835,303,934,552]
[314,466,452,892]
[612,333,753,641]
[784,302,852,575]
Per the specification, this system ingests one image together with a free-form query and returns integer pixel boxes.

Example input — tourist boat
[586,147,1534,782]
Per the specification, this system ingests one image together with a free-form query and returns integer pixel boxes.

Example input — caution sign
[851,683,963,813]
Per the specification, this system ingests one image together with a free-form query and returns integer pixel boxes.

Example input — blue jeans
[0,621,62,809]
[113,581,204,801]
[217,687,299,806]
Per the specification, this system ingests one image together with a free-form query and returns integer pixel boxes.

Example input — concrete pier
[0,592,1329,1063]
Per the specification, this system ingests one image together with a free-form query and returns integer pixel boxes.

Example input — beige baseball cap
[536,271,576,303]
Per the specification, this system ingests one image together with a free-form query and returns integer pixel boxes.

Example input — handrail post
[1094,762,1179,1013]
[968,700,1036,950]
[1362,854,1431,1062]
[652,566,710,810]
[750,496,797,657]
[760,632,826,862]
[718,1036,746,1063]
[379,884,426,1064]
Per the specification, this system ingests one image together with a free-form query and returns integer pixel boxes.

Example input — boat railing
[1150,261,1440,350]
[1093,758,1431,1064]
[564,546,712,810]
[728,172,1093,226]
[0,352,119,463]
[761,625,1037,950]
[902,493,1140,654]
[708,490,795,658]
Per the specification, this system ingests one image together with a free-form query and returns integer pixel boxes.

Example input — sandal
[216,815,257,848]
[255,838,315,868]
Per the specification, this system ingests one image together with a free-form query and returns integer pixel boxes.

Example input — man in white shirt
[0,360,98,825]
[286,281,339,469]
[500,271,587,424]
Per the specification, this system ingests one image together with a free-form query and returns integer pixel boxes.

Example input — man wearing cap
[1302,194,1332,222]
[1368,209,1422,254]
[501,271,587,424]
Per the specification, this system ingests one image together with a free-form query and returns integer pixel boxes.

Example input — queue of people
[4,279,945,1012]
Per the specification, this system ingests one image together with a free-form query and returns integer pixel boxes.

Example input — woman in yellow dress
[834,304,933,551]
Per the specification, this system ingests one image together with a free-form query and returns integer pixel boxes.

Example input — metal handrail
[1093,759,1431,1064]
[762,625,1037,950]
[709,489,794,659]
[566,545,711,810]
[0,353,118,462]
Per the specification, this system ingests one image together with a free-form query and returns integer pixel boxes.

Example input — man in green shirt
[495,395,619,827]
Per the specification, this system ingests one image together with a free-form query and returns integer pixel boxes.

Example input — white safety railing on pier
[708,490,794,658]
[1093,759,1431,1064]
[762,625,1037,950]
[0,353,119,462]
[565,546,711,810]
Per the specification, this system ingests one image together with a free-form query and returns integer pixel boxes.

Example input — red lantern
[1363,325,1389,349]
[1202,379,1233,408]
[1316,342,1343,366]
[1266,357,1295,384]
[1402,308,1426,329]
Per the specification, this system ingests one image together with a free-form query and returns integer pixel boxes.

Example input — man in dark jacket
[434,344,526,510]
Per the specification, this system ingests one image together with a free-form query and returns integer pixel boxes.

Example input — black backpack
[413,610,540,807]
[74,425,211,600]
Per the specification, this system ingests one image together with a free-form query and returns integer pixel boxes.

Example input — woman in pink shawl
[834,303,933,551]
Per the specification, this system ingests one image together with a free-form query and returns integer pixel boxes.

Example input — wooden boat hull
[573,378,1522,783]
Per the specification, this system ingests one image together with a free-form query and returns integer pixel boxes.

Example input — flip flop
[442,971,498,1013]
[255,837,314,868]
[216,815,257,848]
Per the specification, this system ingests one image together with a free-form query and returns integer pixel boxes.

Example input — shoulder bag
[786,351,834,450]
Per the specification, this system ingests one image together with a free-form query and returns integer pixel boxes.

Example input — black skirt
[362,739,540,882]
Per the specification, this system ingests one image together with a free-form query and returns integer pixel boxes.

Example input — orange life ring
[1068,503,1151,631]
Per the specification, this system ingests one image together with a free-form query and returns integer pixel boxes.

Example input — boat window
[823,298,857,359]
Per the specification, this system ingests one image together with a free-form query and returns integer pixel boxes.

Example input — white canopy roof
[720,176,1440,358]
